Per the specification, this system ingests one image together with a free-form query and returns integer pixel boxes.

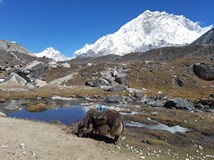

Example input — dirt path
[0,117,136,160]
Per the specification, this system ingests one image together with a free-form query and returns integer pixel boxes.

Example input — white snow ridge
[35,47,69,62]
[74,10,212,58]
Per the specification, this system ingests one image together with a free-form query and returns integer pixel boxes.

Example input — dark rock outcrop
[193,63,214,80]
[163,98,195,110]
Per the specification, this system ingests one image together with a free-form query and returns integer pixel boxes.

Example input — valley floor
[1,105,214,160]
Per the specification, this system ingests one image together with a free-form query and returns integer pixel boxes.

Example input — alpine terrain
[35,47,69,62]
[74,10,212,57]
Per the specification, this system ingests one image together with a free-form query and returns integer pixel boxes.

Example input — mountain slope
[74,10,212,58]
[0,40,32,55]
[35,47,69,62]
[191,28,214,45]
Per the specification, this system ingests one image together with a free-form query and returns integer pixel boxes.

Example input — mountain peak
[74,10,212,58]
[35,47,69,62]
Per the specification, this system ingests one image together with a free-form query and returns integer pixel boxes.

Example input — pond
[7,106,88,125]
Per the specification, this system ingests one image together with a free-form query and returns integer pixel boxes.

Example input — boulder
[24,61,48,79]
[0,73,27,87]
[0,112,6,117]
[85,78,110,87]
[48,62,59,69]
[61,63,70,68]
[106,96,125,103]
[33,79,47,88]
[196,100,214,108]
[193,63,214,80]
[115,72,127,85]
[163,98,195,110]
[26,102,48,112]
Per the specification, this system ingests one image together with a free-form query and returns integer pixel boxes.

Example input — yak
[77,108,124,143]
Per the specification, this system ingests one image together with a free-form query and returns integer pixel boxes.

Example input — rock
[24,60,48,79]
[115,72,127,85]
[106,96,125,103]
[163,98,195,110]
[33,79,47,88]
[19,143,25,150]
[48,62,59,69]
[0,112,6,117]
[196,99,214,108]
[85,77,110,87]
[209,93,214,98]
[175,77,187,87]
[193,63,214,80]
[26,102,48,112]
[0,73,27,87]
[147,100,164,108]
[107,85,127,92]
[61,63,70,68]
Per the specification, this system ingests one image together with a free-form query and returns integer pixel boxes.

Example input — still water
[6,104,88,125]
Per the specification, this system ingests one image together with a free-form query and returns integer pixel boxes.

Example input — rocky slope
[192,28,214,45]
[74,10,212,57]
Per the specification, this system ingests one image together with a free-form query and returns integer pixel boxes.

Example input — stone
[0,112,6,117]
[48,61,59,69]
[0,73,27,87]
[164,98,195,110]
[115,72,127,85]
[107,85,127,92]
[193,63,214,80]
[61,63,70,68]
[26,102,48,112]
[85,78,110,87]
[106,96,125,103]
[24,60,48,79]
[33,79,47,88]
[175,77,187,87]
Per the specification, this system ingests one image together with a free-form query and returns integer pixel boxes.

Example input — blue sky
[0,0,213,57]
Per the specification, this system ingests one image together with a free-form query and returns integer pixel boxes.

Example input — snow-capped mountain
[74,10,212,58]
[35,47,69,62]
